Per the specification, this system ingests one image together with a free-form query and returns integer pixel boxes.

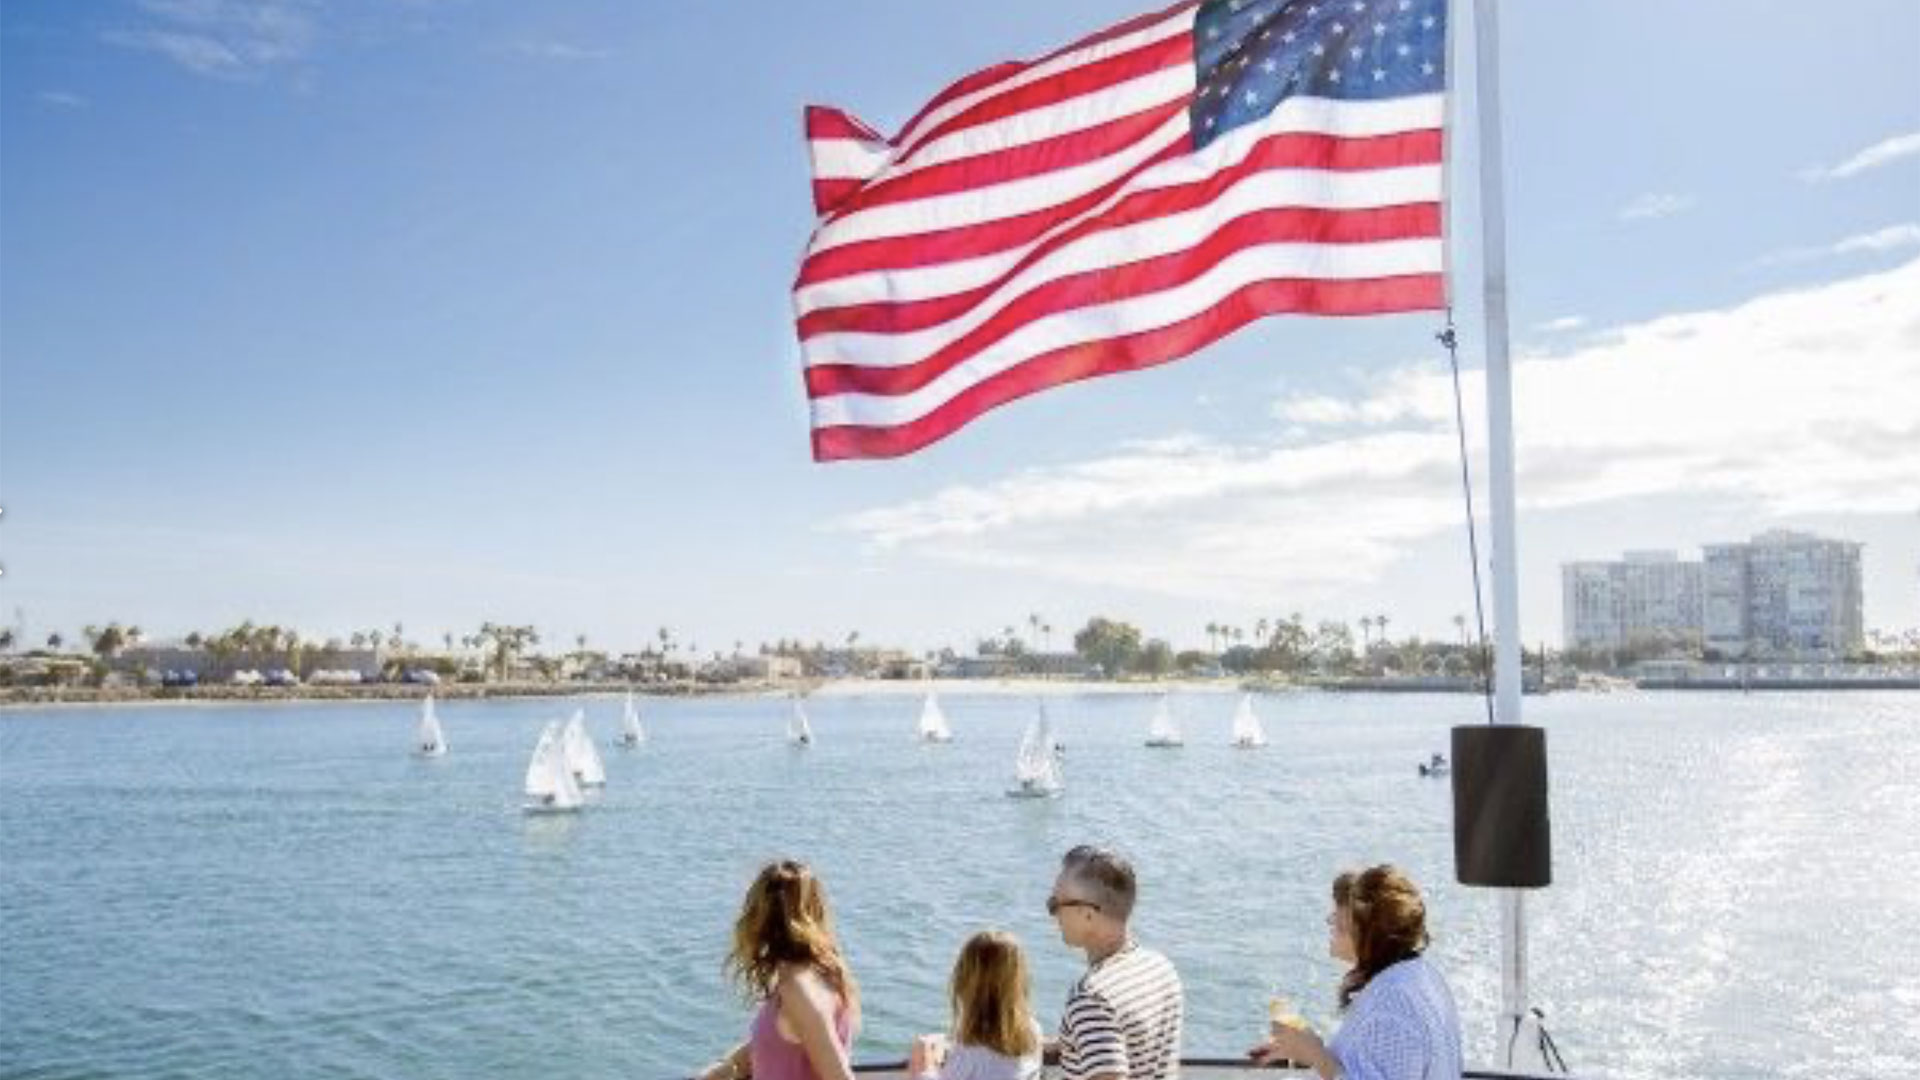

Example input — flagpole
[1469,0,1530,1061]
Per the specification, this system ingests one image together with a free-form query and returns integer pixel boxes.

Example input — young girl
[909,930,1043,1080]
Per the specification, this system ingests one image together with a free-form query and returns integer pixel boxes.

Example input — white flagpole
[1468,0,1531,1062]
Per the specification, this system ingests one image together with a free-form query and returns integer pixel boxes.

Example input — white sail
[415,694,447,757]
[524,720,583,812]
[1007,704,1062,797]
[788,699,814,746]
[562,709,607,786]
[1144,695,1183,747]
[1230,694,1267,749]
[916,692,952,742]
[619,692,645,747]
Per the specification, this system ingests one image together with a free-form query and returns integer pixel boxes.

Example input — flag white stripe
[892,5,1198,158]
[883,67,1194,183]
[803,164,1442,368]
[810,138,894,181]
[812,112,1193,255]
[808,237,1444,428]
[797,94,1445,313]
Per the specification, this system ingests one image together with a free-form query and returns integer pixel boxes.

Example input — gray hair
[1060,844,1137,921]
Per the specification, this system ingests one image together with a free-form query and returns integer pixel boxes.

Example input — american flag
[797,0,1449,461]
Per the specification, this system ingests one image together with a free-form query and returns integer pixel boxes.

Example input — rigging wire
[1438,314,1498,726]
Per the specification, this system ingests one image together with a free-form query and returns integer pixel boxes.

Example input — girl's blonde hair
[724,860,860,1022]
[950,930,1038,1058]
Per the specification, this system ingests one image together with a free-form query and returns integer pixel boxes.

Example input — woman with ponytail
[700,860,861,1080]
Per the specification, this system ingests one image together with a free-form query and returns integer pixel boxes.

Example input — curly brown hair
[724,860,860,1021]
[1334,864,1430,1010]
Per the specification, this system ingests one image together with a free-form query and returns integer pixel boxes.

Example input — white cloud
[831,259,1920,606]
[1618,193,1695,222]
[1752,223,1920,267]
[36,90,88,109]
[1801,131,1920,182]
[107,0,316,80]
[1533,316,1587,333]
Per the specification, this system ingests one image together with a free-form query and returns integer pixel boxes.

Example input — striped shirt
[1057,942,1183,1080]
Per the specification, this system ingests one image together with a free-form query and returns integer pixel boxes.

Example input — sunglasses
[1047,896,1101,916]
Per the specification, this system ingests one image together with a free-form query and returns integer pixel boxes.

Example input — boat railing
[828,1058,1581,1080]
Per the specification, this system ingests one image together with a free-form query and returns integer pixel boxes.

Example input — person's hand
[1247,1023,1326,1069]
[908,1033,949,1077]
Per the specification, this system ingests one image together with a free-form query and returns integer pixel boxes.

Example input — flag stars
[1421,14,1436,28]
[1397,42,1411,56]
[1374,21,1387,35]
[1332,21,1345,34]
[1422,60,1435,75]
[1243,89,1260,105]
[1282,30,1296,43]
[1349,45,1363,60]
[1262,57,1279,73]
[1373,67,1386,80]
[1328,68,1342,82]
[1311,42,1326,55]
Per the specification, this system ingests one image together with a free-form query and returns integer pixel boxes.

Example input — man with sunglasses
[1047,845,1184,1080]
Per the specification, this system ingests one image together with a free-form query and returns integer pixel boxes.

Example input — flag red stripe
[804,106,887,143]
[824,100,1188,223]
[803,206,1441,398]
[812,178,865,216]
[895,33,1193,168]
[798,127,1441,294]
[801,202,1440,342]
[809,274,1444,461]
[892,1,1199,150]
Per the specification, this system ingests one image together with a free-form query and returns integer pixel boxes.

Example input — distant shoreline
[4,673,1915,710]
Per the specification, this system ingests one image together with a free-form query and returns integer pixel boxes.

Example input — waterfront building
[1561,550,1703,653]
[1703,530,1864,659]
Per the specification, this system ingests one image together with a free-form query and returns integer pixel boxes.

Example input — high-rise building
[1702,530,1864,658]
[1561,550,1703,653]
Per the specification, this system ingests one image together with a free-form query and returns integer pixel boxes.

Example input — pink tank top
[749,989,852,1080]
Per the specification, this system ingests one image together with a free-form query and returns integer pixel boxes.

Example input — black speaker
[1451,724,1552,888]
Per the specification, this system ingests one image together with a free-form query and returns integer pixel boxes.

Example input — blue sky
[3,0,1917,655]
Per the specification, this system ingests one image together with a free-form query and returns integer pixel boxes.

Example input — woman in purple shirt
[700,861,861,1080]
[1252,865,1464,1080]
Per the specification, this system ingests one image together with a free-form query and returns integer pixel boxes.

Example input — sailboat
[414,693,447,757]
[1006,703,1063,798]
[618,692,646,748]
[562,709,607,786]
[1143,694,1184,748]
[916,692,953,742]
[523,719,583,814]
[788,698,814,746]
[1230,694,1267,750]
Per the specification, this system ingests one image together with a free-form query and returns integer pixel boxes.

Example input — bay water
[3,690,1916,1079]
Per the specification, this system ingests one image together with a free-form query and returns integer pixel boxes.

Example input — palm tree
[392,622,405,650]
[1376,614,1390,647]
[1453,613,1469,649]
[1358,616,1373,651]
[0,629,13,653]
[1028,613,1042,651]
[1204,622,1219,654]
[350,631,366,649]
[1042,622,1053,654]
[47,632,64,651]
[443,632,455,652]
[186,631,205,650]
